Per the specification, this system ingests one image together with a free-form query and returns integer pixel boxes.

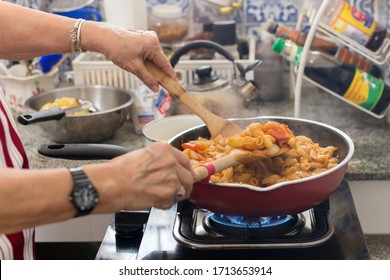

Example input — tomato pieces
[266,125,293,142]
[181,142,200,151]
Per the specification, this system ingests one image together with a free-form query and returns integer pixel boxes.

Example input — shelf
[317,22,390,65]
[292,0,389,119]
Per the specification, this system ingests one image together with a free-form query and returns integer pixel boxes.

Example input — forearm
[0,2,75,59]
[0,164,120,234]
[0,168,75,233]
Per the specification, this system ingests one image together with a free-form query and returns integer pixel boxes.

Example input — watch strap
[69,167,99,217]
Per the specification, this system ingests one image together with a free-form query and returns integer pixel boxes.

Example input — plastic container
[0,66,57,118]
[103,0,147,30]
[71,35,256,90]
[54,7,102,21]
[148,4,189,44]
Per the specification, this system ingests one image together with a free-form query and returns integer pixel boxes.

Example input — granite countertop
[18,86,390,181]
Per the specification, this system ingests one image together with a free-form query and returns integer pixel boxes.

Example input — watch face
[73,184,99,211]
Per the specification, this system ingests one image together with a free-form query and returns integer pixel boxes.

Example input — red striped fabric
[0,88,35,260]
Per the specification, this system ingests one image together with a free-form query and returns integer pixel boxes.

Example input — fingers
[149,142,194,202]
[150,50,176,79]
[136,63,161,93]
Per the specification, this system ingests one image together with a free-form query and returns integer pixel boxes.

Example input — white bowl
[142,115,204,146]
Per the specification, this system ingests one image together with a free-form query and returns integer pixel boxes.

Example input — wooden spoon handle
[145,61,216,116]
[193,147,290,183]
[144,61,240,138]
[193,152,239,182]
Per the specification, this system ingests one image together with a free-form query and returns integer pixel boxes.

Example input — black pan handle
[17,107,65,125]
[38,143,129,160]
[170,40,235,68]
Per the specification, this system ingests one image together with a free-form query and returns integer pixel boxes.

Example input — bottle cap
[218,6,233,15]
[232,2,243,9]
[272,38,286,53]
[265,19,278,34]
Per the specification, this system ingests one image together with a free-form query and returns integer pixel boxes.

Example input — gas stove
[96,180,370,260]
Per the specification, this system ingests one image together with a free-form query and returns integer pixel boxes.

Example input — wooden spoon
[145,61,242,138]
[193,147,290,183]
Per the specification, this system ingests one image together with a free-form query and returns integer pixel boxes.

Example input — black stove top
[96,180,370,260]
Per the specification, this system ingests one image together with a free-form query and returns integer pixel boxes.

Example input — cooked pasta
[40,97,90,115]
[181,121,339,187]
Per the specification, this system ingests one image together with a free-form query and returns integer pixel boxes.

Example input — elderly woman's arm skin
[0,142,194,234]
[0,1,176,92]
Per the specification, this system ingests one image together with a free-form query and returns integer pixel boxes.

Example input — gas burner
[204,214,303,236]
[172,201,334,249]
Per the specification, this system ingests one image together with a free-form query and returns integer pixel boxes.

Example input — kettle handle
[170,40,235,68]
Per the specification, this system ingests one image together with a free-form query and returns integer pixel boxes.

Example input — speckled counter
[18,85,390,180]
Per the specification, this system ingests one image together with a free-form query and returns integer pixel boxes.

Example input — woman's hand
[82,23,176,92]
[84,142,194,212]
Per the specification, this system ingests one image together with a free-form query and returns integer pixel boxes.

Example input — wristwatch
[68,167,99,217]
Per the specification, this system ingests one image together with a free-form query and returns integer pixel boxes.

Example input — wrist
[79,21,112,54]
[69,19,86,54]
[82,162,123,213]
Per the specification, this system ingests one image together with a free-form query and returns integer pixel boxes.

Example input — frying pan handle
[17,107,65,125]
[38,144,129,160]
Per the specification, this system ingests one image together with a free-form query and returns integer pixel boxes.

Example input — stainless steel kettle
[168,40,261,118]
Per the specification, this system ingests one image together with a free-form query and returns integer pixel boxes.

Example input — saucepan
[18,85,134,143]
[169,116,354,217]
[38,116,354,217]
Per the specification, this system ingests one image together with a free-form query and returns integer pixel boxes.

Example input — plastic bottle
[265,19,339,55]
[265,20,382,78]
[272,38,390,116]
[322,0,387,52]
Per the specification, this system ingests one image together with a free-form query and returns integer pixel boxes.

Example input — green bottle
[272,38,390,117]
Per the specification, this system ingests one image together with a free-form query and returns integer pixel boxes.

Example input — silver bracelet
[69,18,86,54]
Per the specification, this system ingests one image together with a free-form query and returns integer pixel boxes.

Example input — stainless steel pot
[19,85,134,143]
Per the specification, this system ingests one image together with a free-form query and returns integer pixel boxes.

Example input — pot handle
[38,144,129,160]
[17,107,66,125]
[170,40,235,68]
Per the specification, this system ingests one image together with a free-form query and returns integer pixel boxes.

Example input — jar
[148,4,189,44]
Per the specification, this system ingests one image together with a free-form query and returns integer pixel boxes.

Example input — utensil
[38,143,129,160]
[145,61,242,138]
[20,85,134,143]
[38,143,288,183]
[169,116,355,217]
[17,99,96,125]
[193,147,289,182]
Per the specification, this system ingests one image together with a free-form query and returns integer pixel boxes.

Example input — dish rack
[292,0,390,119]
[72,36,256,91]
